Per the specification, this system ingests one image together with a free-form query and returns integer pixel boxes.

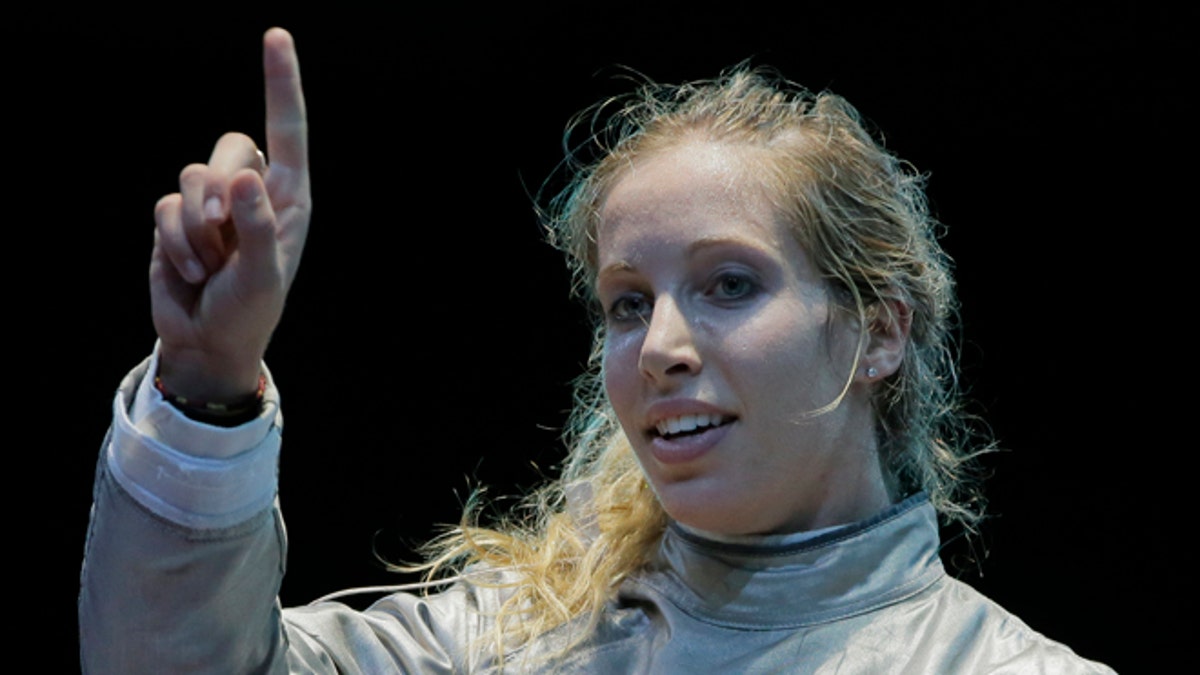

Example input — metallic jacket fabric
[80,363,1114,673]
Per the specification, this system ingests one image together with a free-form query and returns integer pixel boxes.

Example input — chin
[654,479,769,537]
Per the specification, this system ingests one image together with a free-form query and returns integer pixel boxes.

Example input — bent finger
[203,132,267,224]
[155,193,207,284]
[179,163,226,273]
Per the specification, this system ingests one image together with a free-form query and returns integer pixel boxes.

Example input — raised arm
[151,27,309,404]
[80,29,310,673]
[82,32,488,673]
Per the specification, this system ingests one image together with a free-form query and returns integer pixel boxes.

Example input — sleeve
[77,356,491,674]
[78,353,289,673]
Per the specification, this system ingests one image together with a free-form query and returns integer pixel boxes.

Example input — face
[596,140,891,535]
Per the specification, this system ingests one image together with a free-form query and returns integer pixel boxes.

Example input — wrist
[154,371,266,427]
[157,344,265,404]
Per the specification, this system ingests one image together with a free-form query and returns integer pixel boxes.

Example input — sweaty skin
[596,140,899,536]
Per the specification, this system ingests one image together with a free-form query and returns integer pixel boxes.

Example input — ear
[857,298,911,383]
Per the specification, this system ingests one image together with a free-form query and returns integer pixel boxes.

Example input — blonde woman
[80,29,1112,673]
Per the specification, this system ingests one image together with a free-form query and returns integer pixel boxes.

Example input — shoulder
[925,577,1116,674]
[279,572,516,673]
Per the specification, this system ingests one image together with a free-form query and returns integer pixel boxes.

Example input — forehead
[596,140,790,261]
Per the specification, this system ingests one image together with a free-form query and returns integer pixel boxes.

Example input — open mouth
[653,414,734,440]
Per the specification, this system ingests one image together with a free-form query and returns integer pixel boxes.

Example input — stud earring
[866,366,879,378]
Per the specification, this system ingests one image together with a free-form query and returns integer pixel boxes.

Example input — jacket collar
[636,493,945,629]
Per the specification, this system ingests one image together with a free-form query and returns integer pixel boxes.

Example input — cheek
[602,330,644,411]
[724,312,833,402]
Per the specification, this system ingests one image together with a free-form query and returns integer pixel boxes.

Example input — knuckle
[155,193,180,214]
[209,132,263,176]
[179,163,207,186]
[218,131,254,146]
[154,194,181,225]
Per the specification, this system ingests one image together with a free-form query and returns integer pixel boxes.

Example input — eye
[708,271,758,301]
[608,293,653,322]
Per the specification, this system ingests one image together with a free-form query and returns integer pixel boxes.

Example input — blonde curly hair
[412,66,990,668]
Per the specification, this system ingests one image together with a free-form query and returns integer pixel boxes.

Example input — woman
[79,29,1112,673]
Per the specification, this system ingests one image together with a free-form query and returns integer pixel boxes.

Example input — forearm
[79,357,287,673]
[80,458,288,673]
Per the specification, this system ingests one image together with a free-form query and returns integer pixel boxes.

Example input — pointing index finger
[262,28,307,173]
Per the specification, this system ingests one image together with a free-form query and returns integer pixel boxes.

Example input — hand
[150,28,309,402]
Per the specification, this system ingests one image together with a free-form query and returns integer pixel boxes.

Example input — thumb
[229,170,281,288]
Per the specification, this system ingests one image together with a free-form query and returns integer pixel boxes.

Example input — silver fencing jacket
[79,360,1114,673]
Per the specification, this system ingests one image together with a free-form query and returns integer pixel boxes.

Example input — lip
[644,400,736,466]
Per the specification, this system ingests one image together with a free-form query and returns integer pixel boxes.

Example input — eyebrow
[598,233,772,281]
[597,260,636,280]
[686,234,771,256]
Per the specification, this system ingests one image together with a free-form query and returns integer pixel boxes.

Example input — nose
[638,295,701,385]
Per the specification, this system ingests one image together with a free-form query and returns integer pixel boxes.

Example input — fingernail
[184,258,207,284]
[204,196,223,221]
[234,180,262,205]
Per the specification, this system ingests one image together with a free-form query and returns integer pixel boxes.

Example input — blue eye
[710,272,757,300]
[608,294,652,322]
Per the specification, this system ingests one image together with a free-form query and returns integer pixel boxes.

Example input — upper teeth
[657,414,724,437]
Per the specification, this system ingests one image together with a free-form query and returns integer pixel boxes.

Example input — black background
[10,4,1186,671]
